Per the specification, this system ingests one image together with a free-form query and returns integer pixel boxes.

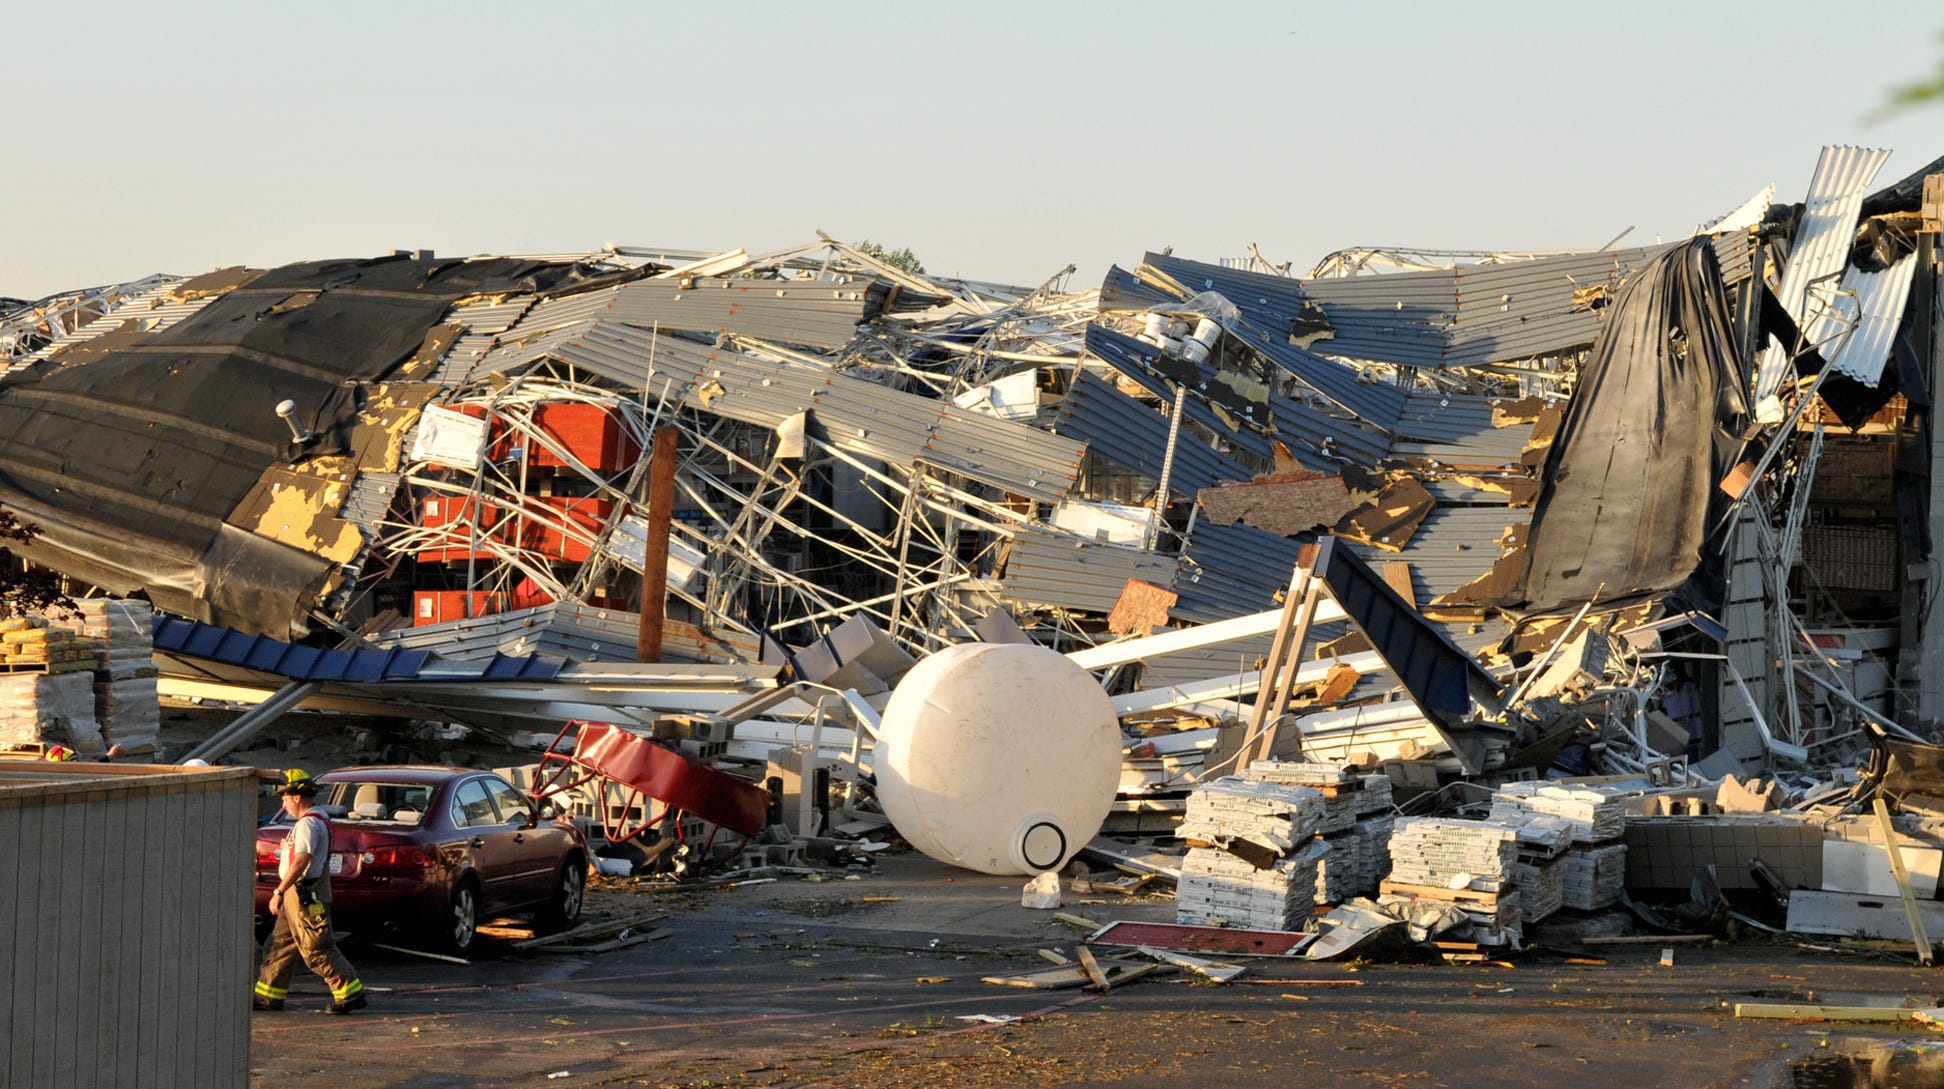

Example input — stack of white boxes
[1491,782,1628,911]
[1237,761,1394,905]
[1492,814,1570,923]
[1384,817,1522,943]
[77,599,159,754]
[1561,844,1629,910]
[1175,775,1328,930]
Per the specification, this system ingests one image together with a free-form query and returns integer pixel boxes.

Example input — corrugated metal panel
[371,603,643,662]
[508,286,626,335]
[435,333,499,384]
[1099,264,1183,312]
[1119,255,1411,425]
[341,472,402,530]
[1421,479,1520,505]
[1053,369,1254,491]
[1082,325,1281,464]
[1000,525,1176,614]
[606,275,878,350]
[8,277,218,374]
[1389,393,1533,465]
[446,297,533,336]
[1082,324,1393,468]
[1345,505,1529,603]
[1711,229,1755,286]
[1249,326,1411,426]
[152,614,567,682]
[1752,145,1893,406]
[1172,521,1309,622]
[1148,248,1675,370]
[1825,251,1919,386]
[483,323,1084,502]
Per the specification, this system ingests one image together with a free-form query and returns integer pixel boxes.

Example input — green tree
[857,240,926,276]
[0,502,74,619]
[1874,33,1944,117]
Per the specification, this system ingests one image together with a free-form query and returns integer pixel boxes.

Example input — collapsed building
[3,149,1944,939]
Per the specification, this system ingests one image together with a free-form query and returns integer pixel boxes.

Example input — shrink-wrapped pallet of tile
[95,676,161,752]
[74,599,160,752]
[1490,782,1627,844]
[1561,843,1628,910]
[1177,839,1329,929]
[0,671,104,752]
[74,599,156,678]
[1385,817,1519,893]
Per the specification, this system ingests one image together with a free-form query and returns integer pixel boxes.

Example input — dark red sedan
[254,766,588,954]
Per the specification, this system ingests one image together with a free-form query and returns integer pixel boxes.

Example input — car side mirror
[538,803,559,821]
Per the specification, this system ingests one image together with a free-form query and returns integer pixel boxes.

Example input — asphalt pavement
[246,853,1944,1089]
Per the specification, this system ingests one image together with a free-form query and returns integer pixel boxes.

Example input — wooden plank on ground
[1074,945,1111,990]
[1734,1003,1922,1022]
[1380,880,1498,907]
[1874,797,1935,967]
[514,912,668,951]
[981,959,1156,991]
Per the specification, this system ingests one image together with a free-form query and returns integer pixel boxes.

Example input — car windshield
[323,781,436,825]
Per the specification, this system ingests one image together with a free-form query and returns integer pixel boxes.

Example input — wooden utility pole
[636,428,679,663]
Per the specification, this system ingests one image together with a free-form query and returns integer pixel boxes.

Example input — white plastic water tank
[874,643,1120,875]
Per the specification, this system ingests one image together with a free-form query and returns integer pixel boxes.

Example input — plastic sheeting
[1468,240,1749,614]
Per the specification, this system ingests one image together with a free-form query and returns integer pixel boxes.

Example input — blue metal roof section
[1171,520,1310,623]
[1309,535,1503,727]
[1081,324,1392,470]
[1098,264,1182,312]
[1134,254,1410,426]
[152,614,569,682]
[1053,369,1255,493]
[1144,247,1686,371]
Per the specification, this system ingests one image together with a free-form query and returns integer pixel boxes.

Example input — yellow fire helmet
[275,768,319,796]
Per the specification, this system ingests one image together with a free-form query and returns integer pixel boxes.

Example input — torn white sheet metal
[1695,184,1776,236]
[1824,252,1919,387]
[1049,498,1158,547]
[1751,145,1892,416]
[1109,649,1384,716]
[602,513,709,592]
[409,405,489,470]
[951,369,1039,421]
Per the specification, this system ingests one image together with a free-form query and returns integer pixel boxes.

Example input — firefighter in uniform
[253,769,367,1013]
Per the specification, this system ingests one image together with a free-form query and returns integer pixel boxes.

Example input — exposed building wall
[0,762,257,1089]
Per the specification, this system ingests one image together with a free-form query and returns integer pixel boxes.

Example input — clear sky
[6,2,1942,299]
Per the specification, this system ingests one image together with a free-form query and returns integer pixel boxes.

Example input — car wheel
[443,880,480,955]
[539,857,586,931]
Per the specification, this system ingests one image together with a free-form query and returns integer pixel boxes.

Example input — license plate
[328,853,346,875]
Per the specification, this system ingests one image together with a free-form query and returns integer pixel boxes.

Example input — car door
[482,775,562,905]
[447,776,524,913]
